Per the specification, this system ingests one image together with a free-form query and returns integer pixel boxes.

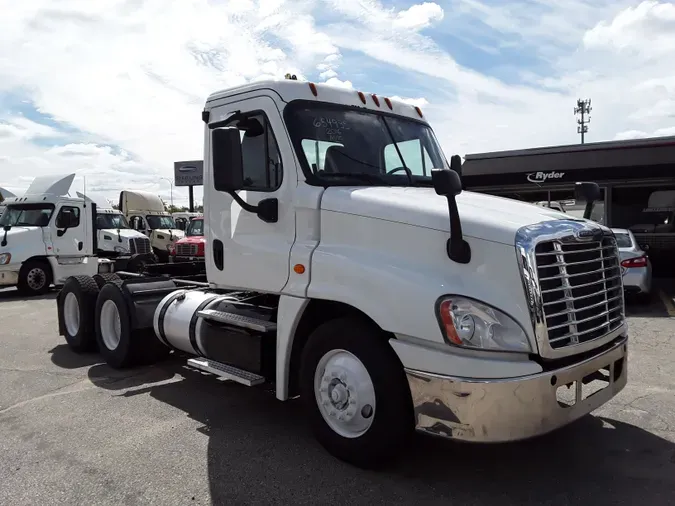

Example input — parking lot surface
[0,288,674,506]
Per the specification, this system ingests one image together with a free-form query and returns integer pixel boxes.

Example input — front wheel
[299,317,414,469]
[17,260,52,296]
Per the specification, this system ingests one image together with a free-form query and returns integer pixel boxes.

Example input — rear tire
[17,259,52,296]
[93,273,121,290]
[58,275,100,352]
[95,281,138,368]
[299,316,414,469]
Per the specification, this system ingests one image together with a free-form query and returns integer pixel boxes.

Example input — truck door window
[55,206,81,228]
[225,113,282,192]
[384,139,435,176]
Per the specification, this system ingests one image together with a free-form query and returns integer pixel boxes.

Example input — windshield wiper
[319,172,391,185]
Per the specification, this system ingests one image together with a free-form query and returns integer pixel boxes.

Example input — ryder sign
[526,171,565,183]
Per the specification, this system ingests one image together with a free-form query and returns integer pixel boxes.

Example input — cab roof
[205,79,428,125]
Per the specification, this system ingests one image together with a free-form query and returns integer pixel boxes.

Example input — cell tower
[574,98,592,144]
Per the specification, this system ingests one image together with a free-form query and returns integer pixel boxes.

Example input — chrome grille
[535,237,624,349]
[516,220,627,359]
[129,237,151,255]
[176,243,198,256]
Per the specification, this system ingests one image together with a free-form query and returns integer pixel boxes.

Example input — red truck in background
[168,215,205,262]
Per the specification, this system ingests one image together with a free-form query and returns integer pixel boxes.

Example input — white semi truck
[118,190,184,262]
[0,174,115,295]
[56,79,628,468]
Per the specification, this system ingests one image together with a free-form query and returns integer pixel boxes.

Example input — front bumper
[0,269,19,286]
[406,336,628,442]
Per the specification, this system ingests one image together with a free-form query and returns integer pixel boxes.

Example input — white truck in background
[76,191,156,270]
[56,78,628,468]
[118,190,184,262]
[0,174,114,295]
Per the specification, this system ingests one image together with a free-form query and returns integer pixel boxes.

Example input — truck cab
[169,215,204,262]
[57,79,628,468]
[118,190,184,262]
[0,174,111,295]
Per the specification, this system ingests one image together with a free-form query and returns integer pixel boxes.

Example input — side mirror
[212,127,244,192]
[575,181,601,203]
[574,181,601,219]
[431,167,470,264]
[431,168,462,197]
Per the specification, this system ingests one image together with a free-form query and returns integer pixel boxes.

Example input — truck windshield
[284,102,447,186]
[96,213,129,229]
[186,218,204,237]
[146,215,176,230]
[0,204,55,227]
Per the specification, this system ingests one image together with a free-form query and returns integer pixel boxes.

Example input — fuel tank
[152,289,237,356]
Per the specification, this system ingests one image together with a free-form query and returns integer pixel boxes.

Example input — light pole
[160,177,174,209]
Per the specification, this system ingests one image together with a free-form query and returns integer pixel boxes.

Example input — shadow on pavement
[48,344,102,370]
[102,365,675,505]
[0,288,57,302]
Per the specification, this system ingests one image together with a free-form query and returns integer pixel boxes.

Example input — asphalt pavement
[0,287,674,506]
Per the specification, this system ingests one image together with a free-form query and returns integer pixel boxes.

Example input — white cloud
[0,0,674,207]
[393,2,444,30]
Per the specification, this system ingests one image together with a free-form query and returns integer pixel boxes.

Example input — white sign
[174,160,204,187]
[526,171,565,183]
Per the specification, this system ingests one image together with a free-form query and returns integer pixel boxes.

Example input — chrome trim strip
[515,219,626,360]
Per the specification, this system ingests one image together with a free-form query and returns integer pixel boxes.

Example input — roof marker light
[384,97,393,110]
[308,82,318,96]
[371,94,380,107]
[357,91,366,104]
[415,106,423,118]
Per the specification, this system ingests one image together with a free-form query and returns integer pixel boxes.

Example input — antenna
[574,98,592,144]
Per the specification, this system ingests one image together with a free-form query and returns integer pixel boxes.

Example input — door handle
[78,241,83,251]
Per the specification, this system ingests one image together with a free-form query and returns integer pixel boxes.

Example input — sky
[0,0,674,206]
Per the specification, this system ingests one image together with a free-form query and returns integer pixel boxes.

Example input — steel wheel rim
[314,349,376,439]
[100,299,122,351]
[63,292,80,336]
[26,267,46,290]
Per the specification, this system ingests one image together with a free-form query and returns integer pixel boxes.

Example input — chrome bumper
[405,337,628,442]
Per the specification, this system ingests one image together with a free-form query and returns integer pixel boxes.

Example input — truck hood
[321,187,574,245]
[176,235,205,245]
[0,227,46,252]
[100,229,146,240]
[153,229,185,240]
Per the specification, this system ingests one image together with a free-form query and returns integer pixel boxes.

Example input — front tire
[17,260,52,296]
[299,317,414,469]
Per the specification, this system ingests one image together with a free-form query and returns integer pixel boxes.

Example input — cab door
[51,204,87,257]
[205,95,297,293]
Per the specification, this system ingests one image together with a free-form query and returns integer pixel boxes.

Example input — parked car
[612,228,652,299]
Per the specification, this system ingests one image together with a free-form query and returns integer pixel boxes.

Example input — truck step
[197,309,277,333]
[187,358,265,386]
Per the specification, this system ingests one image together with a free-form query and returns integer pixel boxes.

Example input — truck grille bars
[516,220,626,359]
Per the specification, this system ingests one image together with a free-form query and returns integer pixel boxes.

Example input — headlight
[167,244,175,252]
[436,296,531,353]
[113,246,127,253]
[0,253,11,265]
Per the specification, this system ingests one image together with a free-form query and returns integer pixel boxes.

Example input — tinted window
[614,232,632,248]
[55,206,80,228]
[186,218,204,236]
[0,204,55,227]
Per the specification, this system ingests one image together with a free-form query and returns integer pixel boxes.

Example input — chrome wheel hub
[314,349,376,438]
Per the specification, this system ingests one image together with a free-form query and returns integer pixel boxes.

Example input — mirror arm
[444,196,471,264]
[227,191,278,224]
[583,201,595,220]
